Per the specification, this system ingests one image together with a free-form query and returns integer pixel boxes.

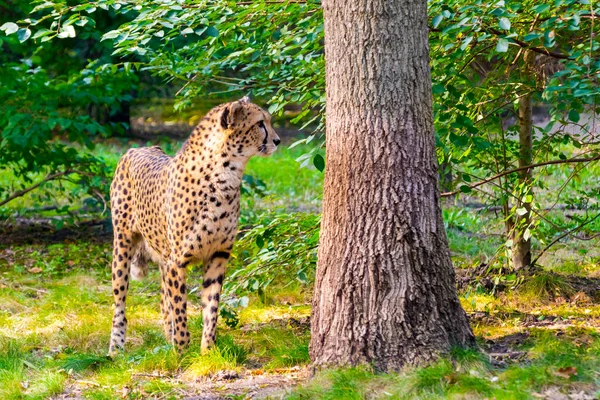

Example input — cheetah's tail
[130,244,150,281]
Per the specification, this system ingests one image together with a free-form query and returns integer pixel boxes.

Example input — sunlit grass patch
[238,304,311,326]
[126,345,181,373]
[0,367,26,400]
[499,329,600,395]
[289,333,600,399]
[29,369,68,398]
[181,335,248,378]
[140,378,184,398]
[518,271,575,300]
[238,325,310,370]
[0,338,69,399]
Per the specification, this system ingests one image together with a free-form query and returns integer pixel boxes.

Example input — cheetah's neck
[177,126,250,196]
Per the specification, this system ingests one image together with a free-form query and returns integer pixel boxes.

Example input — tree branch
[441,155,600,197]
[0,170,75,208]
[0,169,105,209]
[487,27,573,60]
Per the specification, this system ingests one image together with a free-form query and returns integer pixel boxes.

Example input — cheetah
[108,97,280,354]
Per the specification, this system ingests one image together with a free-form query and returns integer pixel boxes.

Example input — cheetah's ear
[239,96,251,104]
[220,101,244,129]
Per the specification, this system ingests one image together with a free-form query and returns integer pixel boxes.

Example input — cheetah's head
[220,97,281,157]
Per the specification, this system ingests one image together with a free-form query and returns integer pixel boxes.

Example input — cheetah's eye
[258,121,268,145]
[258,121,267,136]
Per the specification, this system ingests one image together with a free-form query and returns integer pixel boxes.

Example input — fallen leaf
[444,374,457,384]
[554,366,577,379]
[28,267,43,274]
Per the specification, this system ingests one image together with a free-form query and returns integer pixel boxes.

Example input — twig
[93,189,108,216]
[175,74,198,97]
[0,170,73,207]
[441,155,600,197]
[486,27,572,60]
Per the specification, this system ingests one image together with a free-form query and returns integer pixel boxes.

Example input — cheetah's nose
[273,138,281,146]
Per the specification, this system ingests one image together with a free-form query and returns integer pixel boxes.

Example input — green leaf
[256,235,264,249]
[459,185,472,193]
[496,38,509,52]
[532,4,550,13]
[582,55,591,65]
[499,17,511,30]
[432,84,445,94]
[297,270,308,284]
[57,25,76,38]
[0,22,19,35]
[75,17,89,27]
[523,32,541,41]
[33,29,53,39]
[180,27,194,35]
[17,28,31,42]
[449,133,468,147]
[460,36,473,51]
[516,207,528,216]
[313,154,325,172]
[432,15,443,29]
[568,110,580,123]
[205,26,219,37]
[544,30,556,47]
[102,30,120,40]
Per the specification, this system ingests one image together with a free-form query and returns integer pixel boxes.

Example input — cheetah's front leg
[201,251,229,353]
[162,256,191,351]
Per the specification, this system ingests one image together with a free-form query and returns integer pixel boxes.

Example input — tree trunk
[310,0,476,372]
[511,51,535,271]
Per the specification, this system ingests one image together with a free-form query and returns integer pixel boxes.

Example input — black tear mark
[221,107,230,128]
[260,121,268,144]
[211,251,230,260]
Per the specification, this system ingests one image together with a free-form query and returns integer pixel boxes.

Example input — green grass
[290,332,600,399]
[0,240,314,398]
[2,238,599,398]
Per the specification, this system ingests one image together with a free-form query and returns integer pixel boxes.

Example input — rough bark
[310,0,476,372]
[511,51,535,271]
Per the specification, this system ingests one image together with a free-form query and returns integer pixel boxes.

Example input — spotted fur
[108,98,280,354]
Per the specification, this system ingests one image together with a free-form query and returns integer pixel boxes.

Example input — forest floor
[1,221,599,399]
[1,136,600,399]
